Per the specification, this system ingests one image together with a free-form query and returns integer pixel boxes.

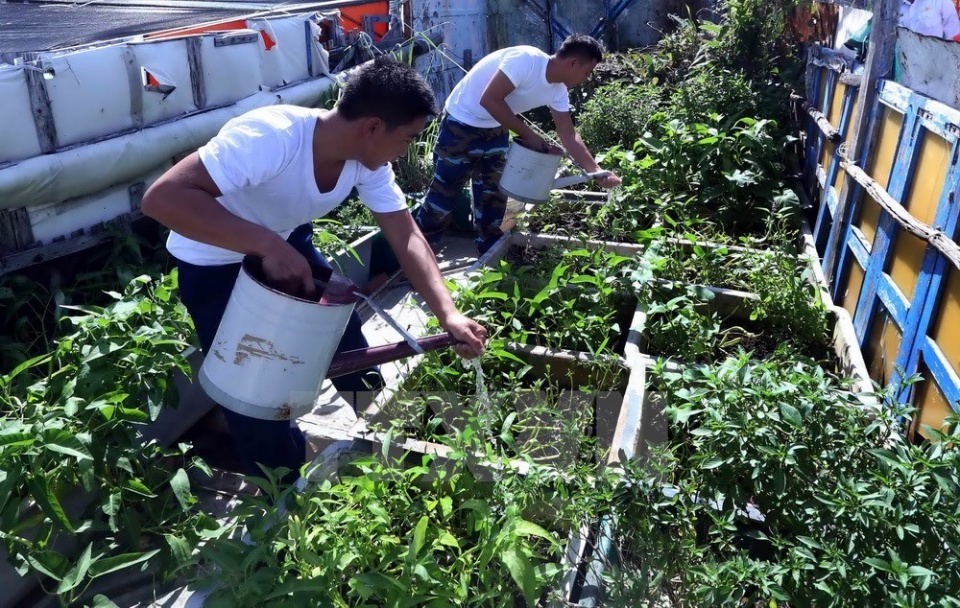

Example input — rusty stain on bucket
[233,334,304,366]
[276,404,292,420]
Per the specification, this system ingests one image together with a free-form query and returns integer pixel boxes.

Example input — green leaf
[500,545,537,606]
[166,534,193,565]
[908,565,936,577]
[104,490,121,532]
[0,432,35,449]
[57,542,93,594]
[437,531,460,550]
[91,595,120,608]
[410,515,429,559]
[27,476,75,533]
[43,428,93,461]
[513,520,557,544]
[701,457,725,470]
[779,403,802,428]
[170,468,193,512]
[124,478,156,497]
[88,549,160,578]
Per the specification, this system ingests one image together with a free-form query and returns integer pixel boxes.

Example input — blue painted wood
[827,78,892,301]
[918,336,960,413]
[852,98,923,344]
[876,274,910,330]
[894,140,960,401]
[815,82,858,252]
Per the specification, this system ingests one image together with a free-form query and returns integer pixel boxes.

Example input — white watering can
[199,256,457,420]
[498,140,612,204]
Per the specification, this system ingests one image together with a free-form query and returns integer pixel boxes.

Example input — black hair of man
[555,34,604,63]
[338,56,439,130]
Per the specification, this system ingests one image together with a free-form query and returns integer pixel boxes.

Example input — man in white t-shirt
[414,34,622,254]
[142,57,486,484]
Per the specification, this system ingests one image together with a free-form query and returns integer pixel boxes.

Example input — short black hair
[338,56,438,130]
[556,34,604,63]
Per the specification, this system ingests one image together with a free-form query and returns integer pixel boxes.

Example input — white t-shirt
[166,105,407,266]
[900,0,960,39]
[445,46,571,129]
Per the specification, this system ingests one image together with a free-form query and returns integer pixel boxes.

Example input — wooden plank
[792,91,841,142]
[122,45,144,130]
[0,207,33,254]
[822,0,900,284]
[842,161,960,274]
[186,36,206,110]
[24,65,57,153]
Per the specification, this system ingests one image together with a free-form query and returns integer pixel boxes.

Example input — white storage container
[248,16,327,87]
[40,45,135,147]
[130,37,198,125]
[0,64,44,164]
[197,30,264,108]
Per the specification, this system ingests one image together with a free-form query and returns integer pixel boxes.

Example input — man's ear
[360,116,383,136]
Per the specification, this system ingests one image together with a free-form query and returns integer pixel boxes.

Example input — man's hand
[517,133,551,154]
[440,312,488,359]
[595,172,622,189]
[260,239,315,299]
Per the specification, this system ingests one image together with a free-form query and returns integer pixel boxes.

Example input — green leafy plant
[454,246,636,356]
[192,438,571,607]
[0,273,212,606]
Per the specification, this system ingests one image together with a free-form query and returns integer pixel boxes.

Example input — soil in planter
[644,311,831,367]
[371,350,629,468]
[525,199,602,238]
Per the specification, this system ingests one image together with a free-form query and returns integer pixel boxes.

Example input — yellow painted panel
[903,130,950,225]
[868,108,903,190]
[820,83,846,184]
[931,265,960,378]
[887,229,928,301]
[911,364,954,441]
[858,194,882,246]
[863,308,902,386]
[821,140,836,172]
[841,258,866,318]
[827,83,845,126]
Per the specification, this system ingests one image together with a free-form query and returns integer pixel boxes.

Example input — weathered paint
[863,305,902,386]
[841,257,867,318]
[413,0,487,102]
[486,0,549,52]
[929,265,960,378]
[911,360,954,439]
[897,26,960,110]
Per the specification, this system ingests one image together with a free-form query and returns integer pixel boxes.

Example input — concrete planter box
[626,284,874,398]
[468,231,645,275]
[346,343,649,606]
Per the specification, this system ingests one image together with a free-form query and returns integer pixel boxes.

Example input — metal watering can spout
[325,333,458,379]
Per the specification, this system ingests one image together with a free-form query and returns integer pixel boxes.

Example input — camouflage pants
[413,115,510,253]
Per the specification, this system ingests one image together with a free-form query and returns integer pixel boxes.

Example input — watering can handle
[325,333,459,380]
[553,171,613,189]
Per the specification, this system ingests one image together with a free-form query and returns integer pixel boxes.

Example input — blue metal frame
[813,79,859,256]
[825,78,960,414]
